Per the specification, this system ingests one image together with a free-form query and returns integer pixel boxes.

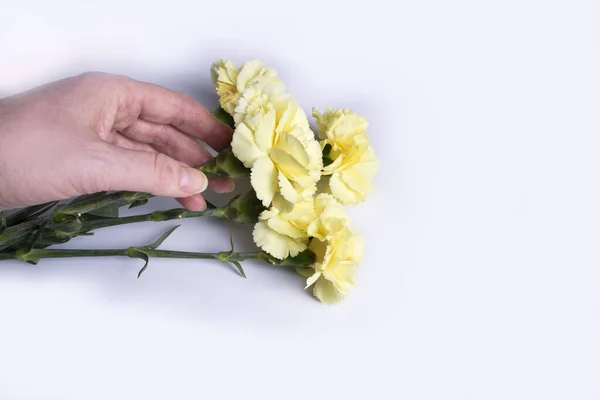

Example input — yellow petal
[276,129,310,167]
[313,277,344,304]
[231,122,265,168]
[272,193,294,213]
[339,169,373,197]
[270,147,309,182]
[329,172,362,205]
[267,215,307,239]
[253,221,307,259]
[345,232,364,264]
[251,157,278,207]
[305,271,321,289]
[237,60,277,91]
[354,145,380,182]
[210,59,237,85]
[308,237,328,262]
[278,171,303,204]
[234,84,286,125]
[277,99,310,134]
[258,208,279,221]
[254,108,277,152]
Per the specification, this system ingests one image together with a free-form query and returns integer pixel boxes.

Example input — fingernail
[180,167,208,194]
[224,179,235,193]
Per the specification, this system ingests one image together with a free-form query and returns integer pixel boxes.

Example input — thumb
[100,147,208,197]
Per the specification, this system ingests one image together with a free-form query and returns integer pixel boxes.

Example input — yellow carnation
[233,77,287,126]
[313,108,380,205]
[210,59,284,115]
[231,96,322,210]
[253,199,316,259]
[301,194,363,304]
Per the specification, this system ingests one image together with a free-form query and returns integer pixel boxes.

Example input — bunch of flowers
[0,59,379,304]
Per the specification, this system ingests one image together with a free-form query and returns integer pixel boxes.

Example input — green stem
[78,207,219,232]
[56,191,149,216]
[1,248,262,262]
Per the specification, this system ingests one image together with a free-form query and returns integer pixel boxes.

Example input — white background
[1,0,599,399]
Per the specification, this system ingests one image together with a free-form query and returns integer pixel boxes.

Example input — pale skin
[0,72,234,211]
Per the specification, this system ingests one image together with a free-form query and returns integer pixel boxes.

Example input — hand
[0,72,234,211]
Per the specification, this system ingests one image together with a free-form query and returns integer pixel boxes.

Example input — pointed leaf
[0,212,5,235]
[61,192,108,212]
[50,216,83,235]
[231,261,247,278]
[136,253,150,278]
[204,200,217,210]
[128,199,149,209]
[86,204,119,218]
[212,107,235,129]
[147,225,181,250]
[27,220,49,251]
[6,200,58,226]
[228,234,235,256]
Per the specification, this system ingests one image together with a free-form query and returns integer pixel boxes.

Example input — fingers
[122,78,234,151]
[120,120,213,166]
[207,176,235,193]
[175,178,235,211]
[100,146,208,198]
[176,194,207,211]
[107,132,158,153]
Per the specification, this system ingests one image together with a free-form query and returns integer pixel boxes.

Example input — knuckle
[172,93,198,127]
[151,125,174,149]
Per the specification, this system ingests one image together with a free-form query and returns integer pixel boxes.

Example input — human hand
[0,72,234,211]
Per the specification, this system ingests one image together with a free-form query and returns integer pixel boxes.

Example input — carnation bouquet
[0,60,379,304]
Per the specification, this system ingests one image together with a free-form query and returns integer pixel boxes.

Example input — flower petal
[253,221,307,260]
[313,278,344,304]
[305,271,321,289]
[231,123,265,168]
[272,193,294,213]
[251,157,278,207]
[267,215,307,239]
[277,130,310,166]
[329,172,362,205]
[270,147,309,180]
[278,171,303,204]
[254,108,277,152]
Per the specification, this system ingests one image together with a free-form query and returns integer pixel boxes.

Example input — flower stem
[0,224,314,279]
[78,207,220,231]
[3,248,262,262]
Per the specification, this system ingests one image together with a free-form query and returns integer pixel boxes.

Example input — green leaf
[128,199,148,209]
[62,192,108,210]
[27,220,50,251]
[230,261,246,278]
[50,216,83,235]
[219,190,264,224]
[136,252,150,278]
[227,234,235,256]
[198,147,250,178]
[267,249,316,267]
[86,204,120,218]
[212,107,235,129]
[147,225,180,250]
[6,201,58,226]
[0,212,5,235]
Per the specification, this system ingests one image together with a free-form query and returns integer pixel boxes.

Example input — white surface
[1,0,599,399]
